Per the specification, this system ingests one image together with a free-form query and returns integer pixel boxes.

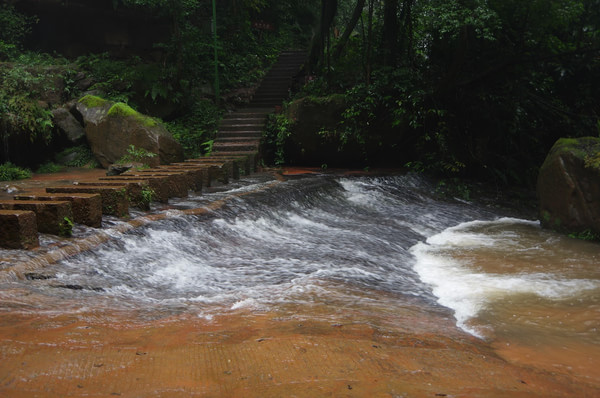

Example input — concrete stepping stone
[74,180,154,211]
[124,170,192,198]
[99,176,171,204]
[0,200,73,236]
[14,193,102,228]
[46,186,129,217]
[0,210,39,249]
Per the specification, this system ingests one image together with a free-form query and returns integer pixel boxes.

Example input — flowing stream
[2,172,599,383]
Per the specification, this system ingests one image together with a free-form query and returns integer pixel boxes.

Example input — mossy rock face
[79,95,109,108]
[74,96,183,169]
[537,137,600,236]
[107,103,158,128]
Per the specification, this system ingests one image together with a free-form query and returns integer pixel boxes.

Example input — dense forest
[1,0,599,187]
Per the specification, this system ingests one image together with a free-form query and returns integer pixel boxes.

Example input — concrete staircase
[0,50,306,249]
[212,50,306,154]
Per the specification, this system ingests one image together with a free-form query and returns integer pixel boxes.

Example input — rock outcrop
[74,95,184,168]
[537,137,600,235]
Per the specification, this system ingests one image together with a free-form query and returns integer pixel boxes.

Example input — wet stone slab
[0,209,39,249]
[14,193,102,228]
[0,200,73,236]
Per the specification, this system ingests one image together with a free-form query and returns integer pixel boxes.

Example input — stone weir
[0,51,306,250]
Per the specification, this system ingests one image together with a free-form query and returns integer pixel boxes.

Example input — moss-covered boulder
[537,137,600,236]
[74,95,184,168]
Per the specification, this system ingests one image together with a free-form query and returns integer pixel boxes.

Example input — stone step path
[0,50,305,249]
[212,50,305,153]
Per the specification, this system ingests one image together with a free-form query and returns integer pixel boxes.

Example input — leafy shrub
[0,64,55,142]
[118,145,157,165]
[76,53,181,105]
[166,99,221,158]
[262,113,292,165]
[0,4,37,47]
[0,162,32,181]
[36,162,64,174]
[56,145,98,168]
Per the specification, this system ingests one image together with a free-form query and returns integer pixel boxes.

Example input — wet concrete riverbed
[0,294,594,397]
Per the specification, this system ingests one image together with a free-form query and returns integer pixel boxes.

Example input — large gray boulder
[74,95,183,168]
[537,137,600,236]
[52,107,87,145]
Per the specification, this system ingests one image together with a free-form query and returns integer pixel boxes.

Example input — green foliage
[0,4,37,47]
[435,179,471,202]
[55,145,98,168]
[0,64,56,142]
[300,0,600,185]
[263,113,292,165]
[568,229,600,242]
[0,162,32,181]
[36,162,64,174]
[139,186,156,210]
[422,0,502,41]
[166,99,221,158]
[201,139,214,156]
[76,53,142,103]
[59,216,74,237]
[118,145,157,165]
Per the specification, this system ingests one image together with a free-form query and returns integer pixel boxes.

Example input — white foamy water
[411,218,600,337]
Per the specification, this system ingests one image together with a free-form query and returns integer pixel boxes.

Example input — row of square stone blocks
[0,152,256,250]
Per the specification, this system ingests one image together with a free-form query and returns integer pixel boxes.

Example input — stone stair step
[74,180,154,211]
[99,176,171,203]
[0,200,73,236]
[209,151,257,172]
[181,159,240,180]
[0,210,39,249]
[218,124,264,131]
[14,193,102,228]
[215,137,263,143]
[158,163,229,186]
[46,186,129,217]
[190,155,252,175]
[217,131,263,138]
[124,169,194,197]
[212,142,260,152]
[220,115,266,121]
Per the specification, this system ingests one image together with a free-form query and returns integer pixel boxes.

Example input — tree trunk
[365,0,374,85]
[308,0,338,73]
[381,0,399,67]
[398,0,414,64]
[332,0,366,60]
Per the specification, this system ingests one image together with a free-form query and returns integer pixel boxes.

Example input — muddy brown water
[0,169,598,397]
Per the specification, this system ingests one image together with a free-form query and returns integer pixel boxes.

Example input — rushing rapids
[1,171,599,395]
